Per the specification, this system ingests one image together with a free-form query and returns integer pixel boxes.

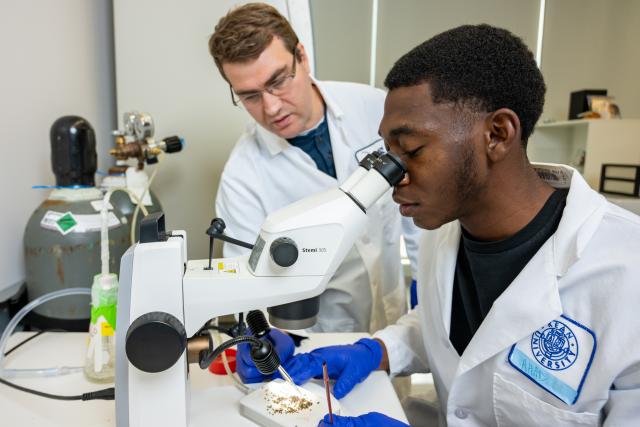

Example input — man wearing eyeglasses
[208,3,421,349]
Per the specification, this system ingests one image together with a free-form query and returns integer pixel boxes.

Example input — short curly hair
[384,24,545,143]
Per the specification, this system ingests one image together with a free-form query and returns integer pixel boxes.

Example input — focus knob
[269,237,298,267]
[125,311,186,373]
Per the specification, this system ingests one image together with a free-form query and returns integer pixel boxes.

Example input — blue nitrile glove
[282,338,382,399]
[318,412,409,426]
[237,328,295,383]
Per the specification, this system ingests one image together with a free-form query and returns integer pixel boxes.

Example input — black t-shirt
[449,189,569,356]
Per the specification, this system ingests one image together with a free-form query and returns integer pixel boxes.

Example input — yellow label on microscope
[217,261,239,274]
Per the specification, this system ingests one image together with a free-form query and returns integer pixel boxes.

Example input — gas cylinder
[23,113,182,330]
[23,116,130,330]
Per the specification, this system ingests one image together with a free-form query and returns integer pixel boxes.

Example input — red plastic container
[208,348,237,375]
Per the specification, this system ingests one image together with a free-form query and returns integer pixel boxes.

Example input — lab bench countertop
[0,332,408,426]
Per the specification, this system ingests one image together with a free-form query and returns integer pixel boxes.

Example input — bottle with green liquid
[84,273,118,382]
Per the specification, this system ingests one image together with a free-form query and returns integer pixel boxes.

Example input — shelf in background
[536,118,640,129]
[536,119,592,129]
[529,119,640,190]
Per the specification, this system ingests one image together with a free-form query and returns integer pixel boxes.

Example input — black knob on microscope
[206,218,226,236]
[269,237,298,267]
[125,311,187,373]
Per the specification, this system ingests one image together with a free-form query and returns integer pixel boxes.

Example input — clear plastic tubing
[0,287,90,378]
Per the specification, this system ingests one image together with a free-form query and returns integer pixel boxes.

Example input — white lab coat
[215,79,421,333]
[376,164,640,426]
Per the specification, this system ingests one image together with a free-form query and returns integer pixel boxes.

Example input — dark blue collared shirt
[287,111,336,179]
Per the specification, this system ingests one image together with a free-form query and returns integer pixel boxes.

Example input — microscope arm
[182,186,367,337]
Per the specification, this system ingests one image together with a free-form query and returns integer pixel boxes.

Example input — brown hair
[208,3,299,81]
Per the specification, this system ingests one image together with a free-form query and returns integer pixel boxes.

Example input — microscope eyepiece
[340,151,407,213]
[373,152,407,186]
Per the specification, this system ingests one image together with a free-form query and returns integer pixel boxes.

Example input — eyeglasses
[230,51,297,107]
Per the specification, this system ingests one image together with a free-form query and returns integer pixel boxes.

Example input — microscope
[114,152,406,426]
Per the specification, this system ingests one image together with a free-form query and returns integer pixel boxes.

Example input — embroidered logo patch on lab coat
[508,315,596,405]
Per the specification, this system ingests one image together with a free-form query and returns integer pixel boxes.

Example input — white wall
[311,0,640,123]
[0,0,116,297]
[310,0,372,84]
[540,0,612,121]
[375,0,541,88]
[540,0,640,121]
[602,0,640,119]
[311,0,541,89]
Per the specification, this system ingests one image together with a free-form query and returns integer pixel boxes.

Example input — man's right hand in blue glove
[282,338,383,399]
[237,328,294,383]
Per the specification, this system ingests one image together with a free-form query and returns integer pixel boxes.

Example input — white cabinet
[528,119,640,190]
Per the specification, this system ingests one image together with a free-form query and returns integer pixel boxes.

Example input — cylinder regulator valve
[108,111,184,173]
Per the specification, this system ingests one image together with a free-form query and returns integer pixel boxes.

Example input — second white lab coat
[215,79,421,333]
[376,164,640,426]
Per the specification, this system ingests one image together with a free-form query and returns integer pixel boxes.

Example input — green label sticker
[91,304,117,331]
[55,212,78,235]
